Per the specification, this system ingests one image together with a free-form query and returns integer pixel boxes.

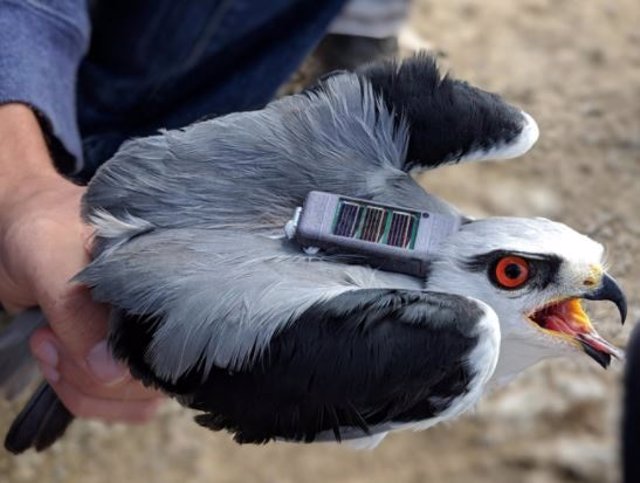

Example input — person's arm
[0,1,162,420]
[0,0,91,171]
[0,103,163,422]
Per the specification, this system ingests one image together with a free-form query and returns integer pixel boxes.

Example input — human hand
[0,104,164,423]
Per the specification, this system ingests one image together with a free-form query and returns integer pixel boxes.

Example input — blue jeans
[77,0,348,181]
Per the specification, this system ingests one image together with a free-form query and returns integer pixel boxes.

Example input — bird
[1,54,626,453]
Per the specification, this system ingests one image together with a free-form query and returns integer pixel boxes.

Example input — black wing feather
[111,288,494,444]
[4,382,74,454]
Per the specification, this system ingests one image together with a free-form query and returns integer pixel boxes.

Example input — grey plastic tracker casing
[291,191,461,278]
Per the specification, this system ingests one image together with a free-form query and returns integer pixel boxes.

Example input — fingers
[0,176,165,424]
[30,327,161,399]
[7,182,108,361]
[30,327,164,421]
[35,259,109,362]
[30,233,165,422]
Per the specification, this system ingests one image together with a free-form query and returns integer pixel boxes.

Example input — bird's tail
[5,381,74,453]
[1,309,74,453]
[0,309,44,399]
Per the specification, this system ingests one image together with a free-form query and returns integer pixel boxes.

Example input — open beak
[582,273,627,323]
[528,273,626,368]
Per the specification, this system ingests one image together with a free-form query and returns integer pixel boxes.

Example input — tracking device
[286,191,461,278]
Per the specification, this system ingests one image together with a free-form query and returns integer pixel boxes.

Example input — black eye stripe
[463,250,562,291]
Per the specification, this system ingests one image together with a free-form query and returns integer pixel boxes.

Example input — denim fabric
[77,0,348,181]
[0,0,90,167]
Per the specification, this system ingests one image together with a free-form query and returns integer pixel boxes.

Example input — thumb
[85,340,129,385]
[29,217,108,362]
[31,326,130,387]
[41,282,111,366]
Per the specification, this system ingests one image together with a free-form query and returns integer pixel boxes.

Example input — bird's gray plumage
[80,229,424,379]
[71,63,528,445]
[78,71,469,381]
[4,55,623,452]
[83,72,459,249]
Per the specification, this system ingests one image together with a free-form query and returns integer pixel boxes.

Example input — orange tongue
[542,299,593,334]
[540,299,624,362]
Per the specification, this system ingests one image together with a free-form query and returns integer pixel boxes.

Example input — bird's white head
[426,217,626,382]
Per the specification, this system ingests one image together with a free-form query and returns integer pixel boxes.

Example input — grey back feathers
[80,73,464,381]
[84,73,458,246]
[79,229,423,380]
[79,59,533,392]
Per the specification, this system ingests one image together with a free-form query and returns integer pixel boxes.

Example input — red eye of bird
[494,256,530,289]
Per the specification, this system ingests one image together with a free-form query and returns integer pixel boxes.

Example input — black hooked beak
[583,273,627,325]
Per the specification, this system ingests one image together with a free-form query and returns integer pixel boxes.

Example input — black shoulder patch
[358,54,526,170]
[111,289,490,444]
[193,289,485,443]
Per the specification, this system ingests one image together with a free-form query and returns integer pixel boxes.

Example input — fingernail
[86,340,128,385]
[33,341,59,367]
[40,364,60,384]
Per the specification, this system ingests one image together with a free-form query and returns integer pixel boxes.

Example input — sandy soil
[1,0,639,482]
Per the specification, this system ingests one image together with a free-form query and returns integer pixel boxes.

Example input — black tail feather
[4,382,74,454]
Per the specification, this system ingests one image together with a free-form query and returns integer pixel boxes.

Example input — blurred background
[1,0,639,482]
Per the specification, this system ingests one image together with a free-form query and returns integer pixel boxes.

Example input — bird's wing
[357,54,540,171]
[77,228,424,379]
[192,286,500,445]
[82,67,463,254]
[83,58,541,252]
[77,228,500,444]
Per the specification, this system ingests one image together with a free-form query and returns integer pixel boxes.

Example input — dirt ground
[1,0,639,482]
